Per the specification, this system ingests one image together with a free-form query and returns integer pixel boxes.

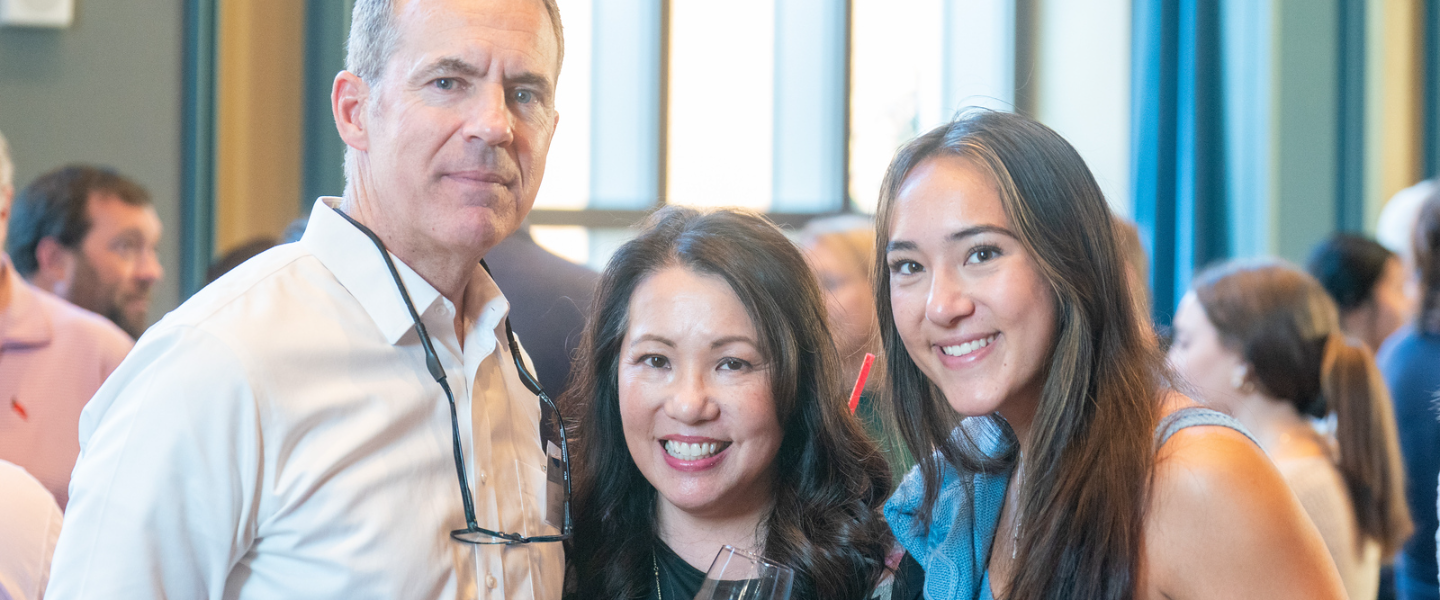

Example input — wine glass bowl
[692,545,794,600]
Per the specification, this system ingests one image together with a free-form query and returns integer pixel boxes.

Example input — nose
[925,267,974,327]
[662,370,720,425]
[135,247,163,285]
[464,83,514,146]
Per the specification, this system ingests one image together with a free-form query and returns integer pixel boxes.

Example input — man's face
[357,0,560,260]
[66,192,164,338]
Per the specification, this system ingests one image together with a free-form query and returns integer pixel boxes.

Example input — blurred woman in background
[565,207,915,600]
[877,110,1343,599]
[1307,234,1413,353]
[1169,260,1412,599]
[1376,187,1440,600]
[799,215,911,477]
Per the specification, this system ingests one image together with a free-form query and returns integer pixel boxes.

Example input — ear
[333,70,373,152]
[34,236,77,295]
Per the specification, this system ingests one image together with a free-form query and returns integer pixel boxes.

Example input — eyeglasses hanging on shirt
[337,210,573,545]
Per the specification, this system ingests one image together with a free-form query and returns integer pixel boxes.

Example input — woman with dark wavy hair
[564,206,912,600]
[876,110,1343,599]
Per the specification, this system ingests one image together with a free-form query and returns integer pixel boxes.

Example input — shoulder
[1144,408,1346,599]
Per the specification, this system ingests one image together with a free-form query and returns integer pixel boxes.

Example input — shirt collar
[0,255,53,349]
[301,198,511,348]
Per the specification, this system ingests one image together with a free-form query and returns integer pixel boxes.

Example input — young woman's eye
[718,358,751,371]
[890,260,923,275]
[965,246,1001,265]
[641,355,669,369]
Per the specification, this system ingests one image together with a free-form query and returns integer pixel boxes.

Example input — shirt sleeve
[47,325,264,600]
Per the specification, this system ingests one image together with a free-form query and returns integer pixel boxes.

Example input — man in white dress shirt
[46,0,567,598]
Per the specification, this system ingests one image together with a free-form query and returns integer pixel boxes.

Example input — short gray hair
[345,0,564,84]
[342,0,564,193]
[0,128,12,193]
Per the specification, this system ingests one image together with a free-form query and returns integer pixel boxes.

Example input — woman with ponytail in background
[1169,261,1413,599]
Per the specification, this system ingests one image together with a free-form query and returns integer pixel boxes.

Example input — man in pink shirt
[0,130,133,508]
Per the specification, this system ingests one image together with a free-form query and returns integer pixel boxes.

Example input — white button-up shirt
[47,198,563,600]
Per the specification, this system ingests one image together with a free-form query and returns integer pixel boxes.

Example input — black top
[647,540,708,600]
[643,541,926,600]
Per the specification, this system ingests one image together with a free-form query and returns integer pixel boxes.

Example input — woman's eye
[966,246,1000,265]
[642,355,669,369]
[890,260,922,275]
[511,89,535,104]
[718,358,750,371]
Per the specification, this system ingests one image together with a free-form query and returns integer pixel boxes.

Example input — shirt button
[478,470,487,484]
[485,574,497,589]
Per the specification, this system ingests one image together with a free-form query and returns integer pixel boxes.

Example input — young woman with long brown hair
[1169,260,1412,599]
[876,110,1344,599]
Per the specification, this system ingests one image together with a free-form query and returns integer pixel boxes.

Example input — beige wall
[215,0,306,254]
[1365,0,1427,228]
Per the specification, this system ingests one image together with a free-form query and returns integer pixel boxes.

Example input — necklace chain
[654,553,663,600]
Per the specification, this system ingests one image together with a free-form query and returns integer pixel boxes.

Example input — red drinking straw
[848,353,876,415]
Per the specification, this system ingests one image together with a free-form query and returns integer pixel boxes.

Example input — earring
[1230,365,1249,391]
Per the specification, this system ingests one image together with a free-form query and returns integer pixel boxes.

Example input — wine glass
[692,545,794,600]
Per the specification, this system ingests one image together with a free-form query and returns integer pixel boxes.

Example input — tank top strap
[1154,406,1260,448]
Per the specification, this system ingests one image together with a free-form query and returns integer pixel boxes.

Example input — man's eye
[511,89,535,104]
[434,78,457,91]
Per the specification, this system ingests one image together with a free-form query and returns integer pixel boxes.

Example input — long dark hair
[1193,260,1412,556]
[566,206,893,600]
[1413,187,1440,334]
[873,110,1163,599]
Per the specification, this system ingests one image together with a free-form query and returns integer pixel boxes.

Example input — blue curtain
[1131,0,1228,324]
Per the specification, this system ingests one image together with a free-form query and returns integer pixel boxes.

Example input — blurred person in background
[1169,260,1412,599]
[7,165,164,339]
[0,459,63,600]
[0,130,133,509]
[1308,234,1413,353]
[1377,186,1440,600]
[799,215,910,476]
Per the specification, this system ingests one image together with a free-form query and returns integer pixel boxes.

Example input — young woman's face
[885,155,1058,426]
[618,266,783,521]
[1167,292,1248,413]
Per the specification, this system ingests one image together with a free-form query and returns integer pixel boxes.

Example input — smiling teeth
[665,441,722,461]
[942,334,998,357]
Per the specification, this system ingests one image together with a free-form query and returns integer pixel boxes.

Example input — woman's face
[805,238,877,360]
[1364,256,1413,349]
[618,266,783,521]
[885,155,1058,426]
[1167,292,1248,412]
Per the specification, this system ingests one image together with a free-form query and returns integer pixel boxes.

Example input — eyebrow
[412,57,483,83]
[710,335,758,350]
[886,224,1017,253]
[630,334,675,348]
